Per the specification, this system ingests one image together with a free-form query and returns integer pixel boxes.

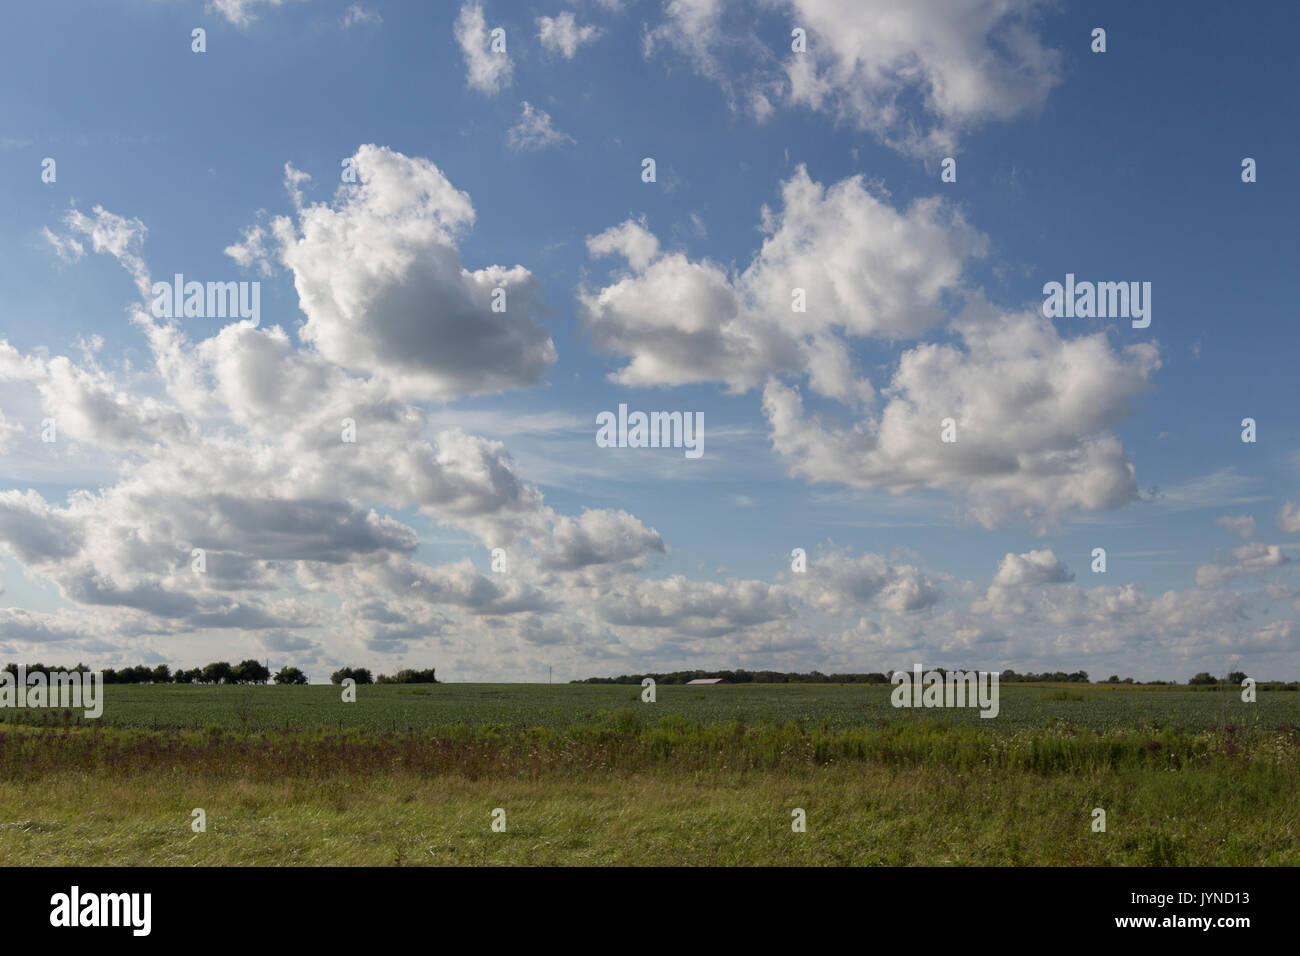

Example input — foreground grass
[1,718,1296,865]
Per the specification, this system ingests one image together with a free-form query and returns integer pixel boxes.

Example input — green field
[4,681,1293,734]
[2,683,1297,866]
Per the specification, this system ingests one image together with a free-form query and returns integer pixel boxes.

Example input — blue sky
[0,0,1297,681]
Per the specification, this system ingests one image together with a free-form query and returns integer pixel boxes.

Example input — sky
[0,0,1297,682]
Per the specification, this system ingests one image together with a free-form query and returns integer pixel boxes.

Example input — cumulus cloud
[241,145,556,399]
[991,550,1073,588]
[581,164,1159,528]
[779,0,1061,153]
[789,547,943,615]
[538,509,665,571]
[642,0,1061,154]
[0,608,94,645]
[581,166,982,400]
[596,574,792,637]
[1196,542,1292,588]
[762,305,1160,528]
[0,168,669,665]
[456,2,513,94]
[0,343,192,451]
[537,11,601,57]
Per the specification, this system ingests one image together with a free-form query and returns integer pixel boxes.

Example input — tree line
[328,667,438,685]
[576,668,1298,687]
[1,662,437,685]
[1,660,303,685]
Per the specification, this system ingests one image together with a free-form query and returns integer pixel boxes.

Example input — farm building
[686,678,729,685]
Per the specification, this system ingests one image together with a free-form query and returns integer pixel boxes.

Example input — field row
[4,682,1294,734]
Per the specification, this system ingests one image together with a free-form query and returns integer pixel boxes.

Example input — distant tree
[201,661,234,685]
[231,659,270,684]
[376,667,438,684]
[172,668,195,684]
[274,666,308,685]
[330,667,373,685]
[152,664,172,684]
[1189,672,1217,686]
[1106,675,1120,683]
[1227,671,1248,684]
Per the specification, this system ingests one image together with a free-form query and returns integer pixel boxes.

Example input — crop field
[3,681,1294,734]
[3,683,1297,866]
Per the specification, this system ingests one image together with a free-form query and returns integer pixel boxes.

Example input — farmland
[2,681,1293,734]
[1,683,1297,866]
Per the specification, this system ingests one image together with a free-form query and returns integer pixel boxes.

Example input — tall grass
[4,713,1295,781]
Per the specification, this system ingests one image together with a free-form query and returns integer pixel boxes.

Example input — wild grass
[3,696,1295,866]
[3,712,1296,778]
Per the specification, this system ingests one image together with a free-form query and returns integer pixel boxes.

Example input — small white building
[685,678,728,685]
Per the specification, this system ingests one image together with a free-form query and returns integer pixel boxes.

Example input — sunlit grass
[1,714,1296,865]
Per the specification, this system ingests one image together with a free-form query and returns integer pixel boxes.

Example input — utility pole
[549,665,552,684]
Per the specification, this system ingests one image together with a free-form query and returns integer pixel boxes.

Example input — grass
[1,704,1297,865]
[4,764,1295,866]
[2,684,1295,865]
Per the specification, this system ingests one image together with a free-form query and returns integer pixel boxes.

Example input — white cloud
[642,0,1061,154]
[455,2,513,94]
[1195,542,1292,588]
[1277,501,1300,534]
[789,546,943,615]
[46,205,151,296]
[581,165,1159,528]
[42,227,83,263]
[537,11,601,58]
[507,102,576,151]
[596,574,793,637]
[780,0,1061,154]
[991,550,1073,588]
[0,410,20,453]
[342,3,381,27]
[223,222,276,277]
[207,0,307,28]
[251,144,556,399]
[581,165,982,399]
[538,509,665,571]
[762,304,1160,529]
[643,0,744,110]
